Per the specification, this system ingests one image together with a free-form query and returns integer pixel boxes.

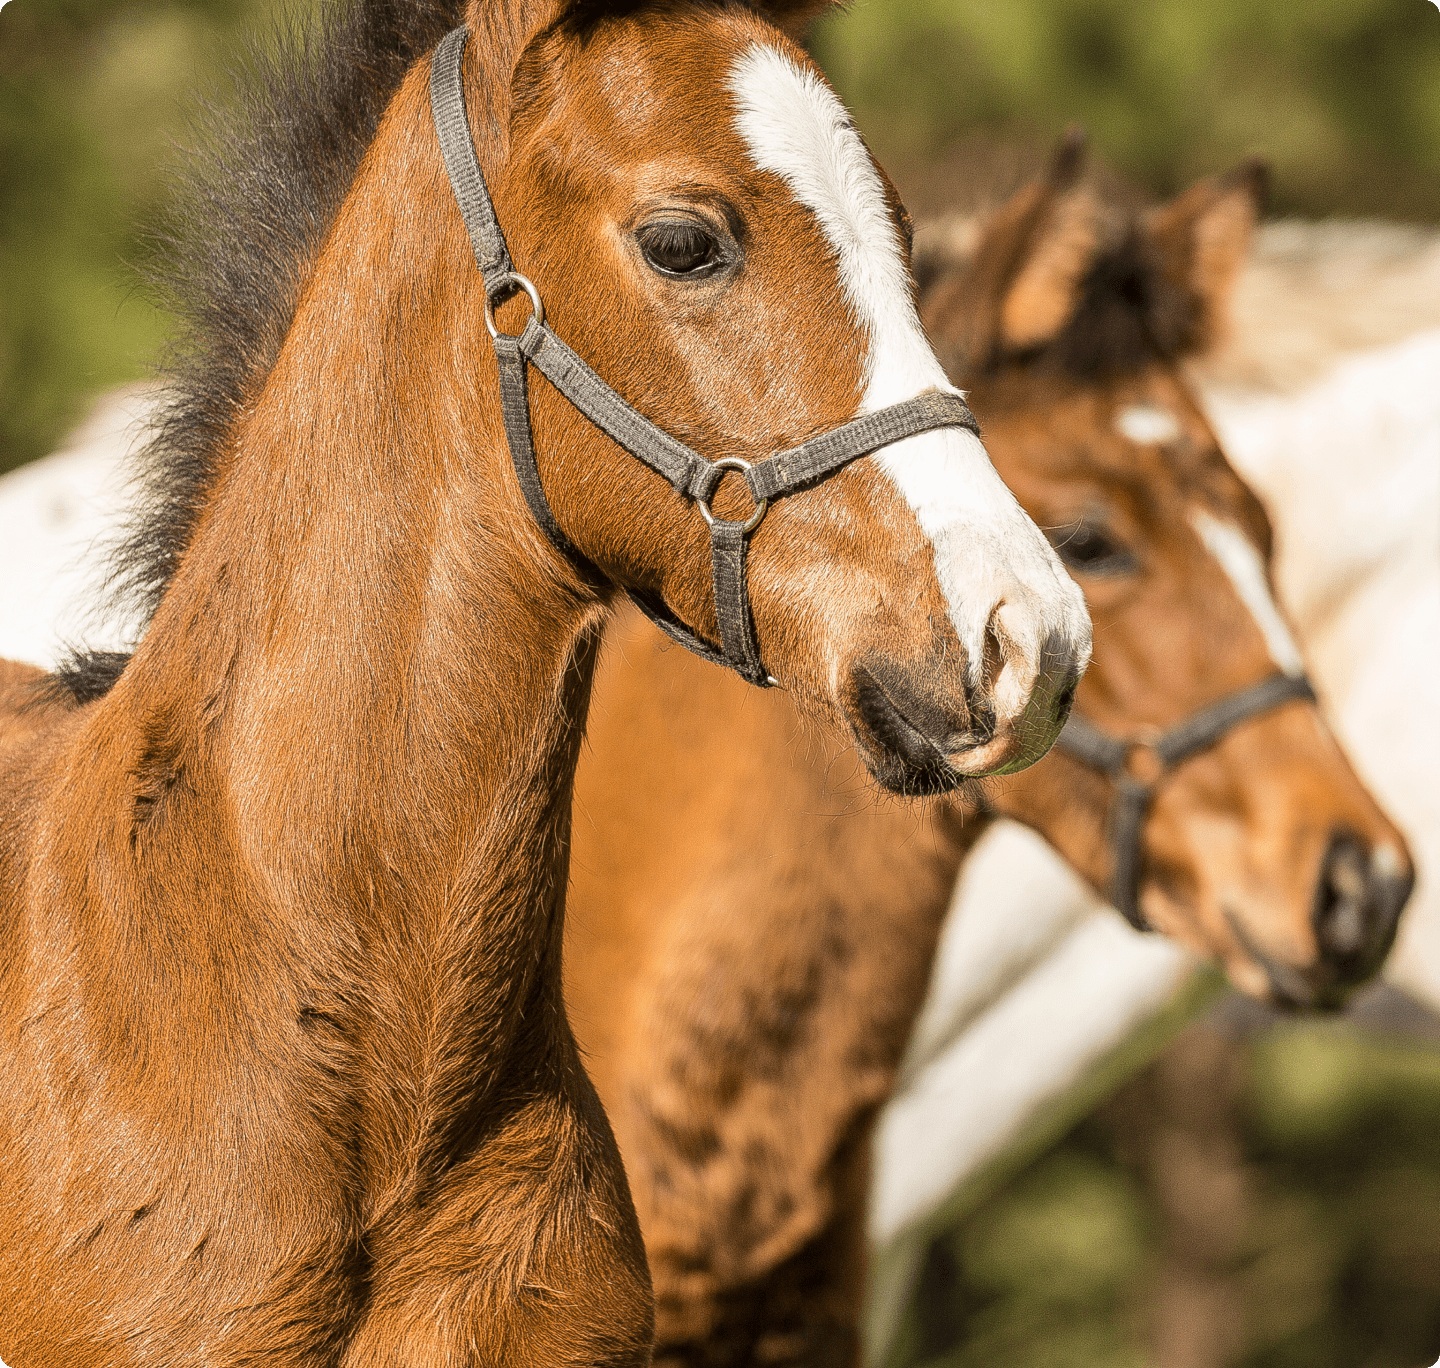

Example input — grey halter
[429,26,982,687]
[1054,671,1317,931]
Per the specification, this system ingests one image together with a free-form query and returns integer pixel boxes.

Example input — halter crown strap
[431,27,512,290]
[1148,672,1317,769]
[429,26,981,687]
[1055,671,1317,931]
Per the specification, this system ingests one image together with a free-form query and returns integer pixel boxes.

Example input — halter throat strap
[1055,672,1318,931]
[428,26,982,687]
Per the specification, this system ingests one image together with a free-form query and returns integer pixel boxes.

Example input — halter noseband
[1054,671,1317,931]
[430,27,981,687]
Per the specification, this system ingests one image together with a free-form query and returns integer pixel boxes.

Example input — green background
[3,0,1440,470]
[901,1015,1440,1368]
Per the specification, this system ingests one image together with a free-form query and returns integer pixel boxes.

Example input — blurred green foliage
[916,1150,1151,1368]
[812,0,1440,219]
[0,0,286,471]
[906,1021,1440,1368]
[4,0,1440,470]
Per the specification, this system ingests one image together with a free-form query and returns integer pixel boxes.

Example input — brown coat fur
[562,150,1414,1364]
[0,2,1049,1362]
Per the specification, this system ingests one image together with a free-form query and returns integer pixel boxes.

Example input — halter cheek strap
[1055,671,1318,931]
[429,26,982,687]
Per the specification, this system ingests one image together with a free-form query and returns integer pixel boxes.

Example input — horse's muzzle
[1250,833,1415,1010]
[1309,833,1413,999]
[844,650,1079,794]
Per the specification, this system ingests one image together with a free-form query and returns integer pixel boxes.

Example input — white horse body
[2,222,1436,1365]
[0,385,147,665]
[1212,325,1440,1006]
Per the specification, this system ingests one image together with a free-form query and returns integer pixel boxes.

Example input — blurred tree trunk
[1105,1025,1253,1368]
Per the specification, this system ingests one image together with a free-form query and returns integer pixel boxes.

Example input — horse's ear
[1145,158,1268,354]
[921,128,1099,373]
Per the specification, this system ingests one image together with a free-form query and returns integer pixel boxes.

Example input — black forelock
[1039,228,1200,380]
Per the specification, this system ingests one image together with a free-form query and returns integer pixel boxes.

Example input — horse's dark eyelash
[638,220,725,277]
[645,223,708,253]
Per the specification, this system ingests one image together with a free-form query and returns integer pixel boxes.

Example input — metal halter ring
[696,457,769,534]
[483,272,545,340]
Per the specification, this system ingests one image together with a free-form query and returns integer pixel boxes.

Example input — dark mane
[41,651,134,709]
[1036,227,1200,381]
[94,0,466,673]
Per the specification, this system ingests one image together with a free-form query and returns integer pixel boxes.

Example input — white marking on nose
[1115,404,1181,445]
[1191,510,1306,677]
[727,44,1090,688]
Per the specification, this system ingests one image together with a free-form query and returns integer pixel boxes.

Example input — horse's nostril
[1052,674,1078,724]
[982,613,1006,692]
[1314,833,1370,961]
[1312,832,1410,978]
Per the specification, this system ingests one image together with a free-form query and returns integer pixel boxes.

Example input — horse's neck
[78,69,596,1147]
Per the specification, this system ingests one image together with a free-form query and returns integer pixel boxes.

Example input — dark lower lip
[849,667,971,796]
[855,721,966,796]
[861,745,964,798]
[1223,907,1342,1012]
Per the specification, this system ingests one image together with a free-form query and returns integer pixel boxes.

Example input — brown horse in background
[0,1,1095,1363]
[562,143,1414,1365]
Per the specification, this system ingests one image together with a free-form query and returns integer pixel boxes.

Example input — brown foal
[562,145,1414,1365]
[0,3,1093,1365]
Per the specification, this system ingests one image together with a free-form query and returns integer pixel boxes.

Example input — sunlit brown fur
[562,151,1414,1364]
[0,2,1043,1363]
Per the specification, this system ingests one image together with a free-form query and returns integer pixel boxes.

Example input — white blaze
[1191,510,1306,676]
[727,45,1089,696]
[1115,403,1182,445]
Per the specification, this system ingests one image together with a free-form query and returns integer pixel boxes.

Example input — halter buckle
[484,272,545,340]
[696,457,768,534]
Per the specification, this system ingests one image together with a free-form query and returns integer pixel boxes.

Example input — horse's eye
[638,220,724,278]
[1050,523,1136,576]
